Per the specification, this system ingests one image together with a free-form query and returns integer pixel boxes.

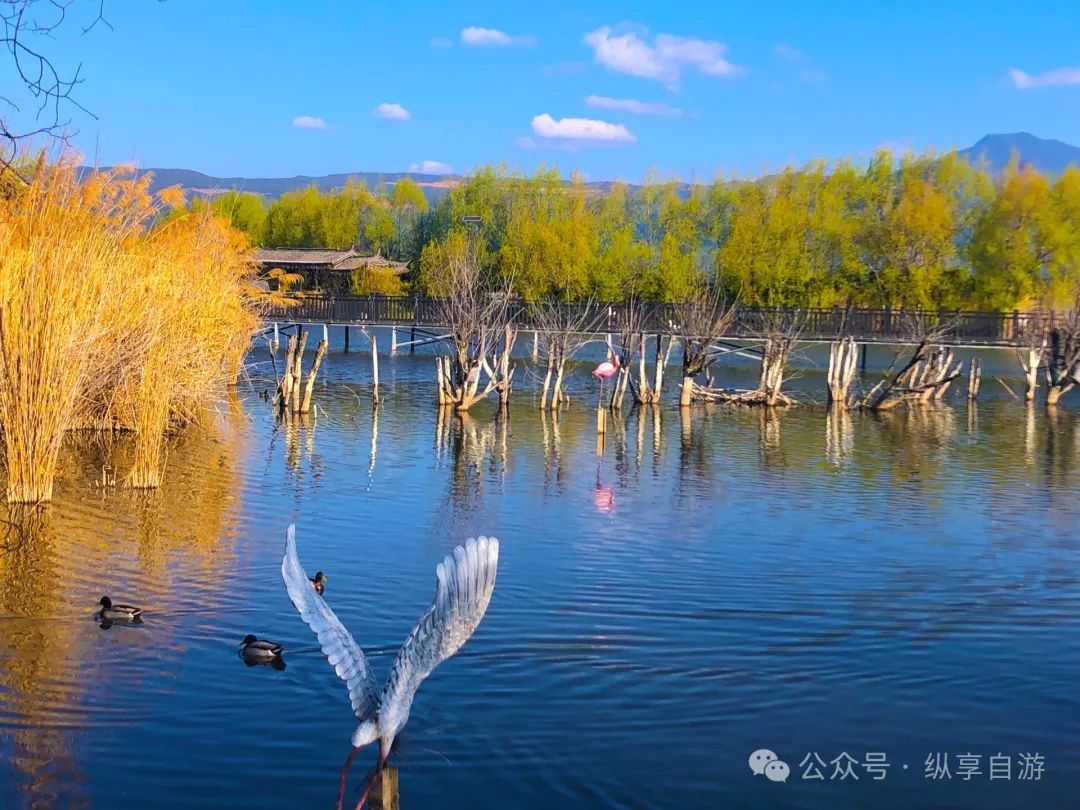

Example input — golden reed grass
[0,157,261,501]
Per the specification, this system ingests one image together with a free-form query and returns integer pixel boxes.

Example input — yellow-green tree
[969,160,1057,309]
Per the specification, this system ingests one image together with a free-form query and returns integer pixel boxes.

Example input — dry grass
[0,157,261,501]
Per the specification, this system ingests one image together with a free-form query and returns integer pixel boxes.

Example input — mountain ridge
[958,132,1080,176]
[97,133,1080,202]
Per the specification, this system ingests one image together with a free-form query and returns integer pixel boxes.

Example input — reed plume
[0,157,260,501]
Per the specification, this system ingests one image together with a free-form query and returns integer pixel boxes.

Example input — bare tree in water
[432,247,516,411]
[858,314,962,411]
[693,308,803,407]
[1044,301,1080,407]
[675,285,737,406]
[529,298,602,411]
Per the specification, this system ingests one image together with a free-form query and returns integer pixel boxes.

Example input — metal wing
[380,536,499,720]
[281,524,381,720]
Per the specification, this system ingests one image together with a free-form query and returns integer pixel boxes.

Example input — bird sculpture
[591,354,620,404]
[281,525,500,810]
[96,596,143,622]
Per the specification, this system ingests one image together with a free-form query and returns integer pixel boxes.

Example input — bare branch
[0,0,107,170]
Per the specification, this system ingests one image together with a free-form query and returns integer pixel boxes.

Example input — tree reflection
[870,403,957,488]
[434,412,506,538]
[825,404,854,468]
[540,410,566,490]
[758,408,786,469]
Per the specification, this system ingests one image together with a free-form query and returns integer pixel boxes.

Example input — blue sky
[23,0,1080,180]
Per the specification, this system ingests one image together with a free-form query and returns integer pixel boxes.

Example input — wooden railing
[263,295,1041,346]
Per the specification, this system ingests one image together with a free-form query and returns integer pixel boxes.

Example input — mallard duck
[239,634,283,662]
[309,571,327,595]
[97,596,143,621]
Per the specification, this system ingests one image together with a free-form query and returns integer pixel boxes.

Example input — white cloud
[408,160,453,174]
[292,115,328,130]
[774,43,803,62]
[406,159,453,174]
[514,136,537,150]
[375,102,410,121]
[429,36,453,48]
[584,26,744,88]
[531,113,635,143]
[461,26,536,47]
[1009,66,1080,89]
[586,94,682,116]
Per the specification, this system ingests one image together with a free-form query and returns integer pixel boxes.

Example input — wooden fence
[263,295,1044,347]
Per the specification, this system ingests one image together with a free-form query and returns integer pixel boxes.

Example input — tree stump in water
[369,766,399,810]
[966,357,982,400]
[827,337,859,407]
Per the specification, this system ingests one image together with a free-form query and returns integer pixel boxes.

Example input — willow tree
[717,168,818,308]
[589,182,652,300]
[499,170,596,300]
[970,162,1080,310]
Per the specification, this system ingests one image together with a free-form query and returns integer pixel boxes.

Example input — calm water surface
[1,336,1078,809]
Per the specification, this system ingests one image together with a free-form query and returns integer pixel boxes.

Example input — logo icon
[765,760,790,782]
[749,749,790,782]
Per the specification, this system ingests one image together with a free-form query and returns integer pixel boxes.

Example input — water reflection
[434,411,510,538]
[2,360,1080,810]
[0,417,244,810]
[825,405,854,468]
[592,464,616,516]
[757,408,785,469]
[539,410,566,490]
[1044,406,1080,494]
[282,413,324,481]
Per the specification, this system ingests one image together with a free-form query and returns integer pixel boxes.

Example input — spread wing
[281,524,381,720]
[380,536,499,721]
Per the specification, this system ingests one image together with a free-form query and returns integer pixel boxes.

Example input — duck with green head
[310,571,327,595]
[97,596,143,622]
[239,634,284,662]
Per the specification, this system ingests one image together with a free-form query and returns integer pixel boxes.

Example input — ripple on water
[0,357,1079,809]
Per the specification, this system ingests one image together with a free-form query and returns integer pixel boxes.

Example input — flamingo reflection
[593,469,615,515]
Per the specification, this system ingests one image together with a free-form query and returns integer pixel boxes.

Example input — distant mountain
[959,132,1080,175]
[91,166,649,205]
[91,167,460,204]
[95,133,1080,205]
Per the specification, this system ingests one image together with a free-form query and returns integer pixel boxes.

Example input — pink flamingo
[591,355,620,405]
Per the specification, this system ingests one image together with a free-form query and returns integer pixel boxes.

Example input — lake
[1,333,1078,809]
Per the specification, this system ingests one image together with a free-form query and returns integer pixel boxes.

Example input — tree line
[185,149,1080,312]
